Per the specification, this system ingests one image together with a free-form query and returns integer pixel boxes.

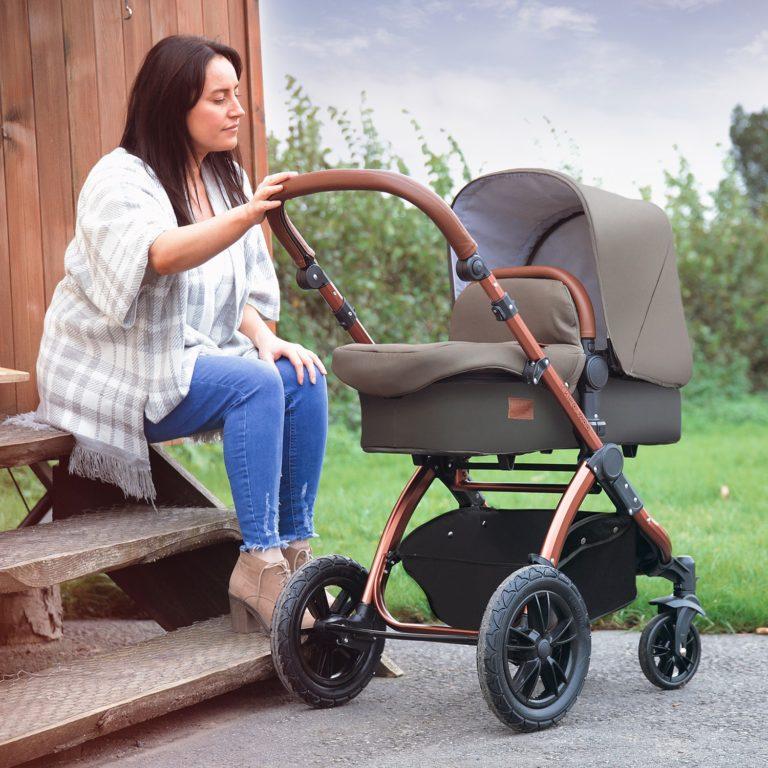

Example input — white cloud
[277,29,398,58]
[517,4,598,34]
[640,0,721,9]
[733,29,768,62]
[377,1,453,29]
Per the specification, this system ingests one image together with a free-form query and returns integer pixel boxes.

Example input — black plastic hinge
[523,357,550,385]
[586,443,644,515]
[491,294,518,322]
[455,254,491,282]
[334,299,357,330]
[296,263,330,291]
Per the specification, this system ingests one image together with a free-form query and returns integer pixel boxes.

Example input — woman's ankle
[245,546,285,563]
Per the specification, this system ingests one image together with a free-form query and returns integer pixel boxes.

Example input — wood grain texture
[0,57,18,419]
[122,0,153,95]
[149,0,178,42]
[0,616,273,768]
[0,504,240,592]
[202,0,229,42]
[62,0,102,202]
[0,421,74,469]
[0,368,29,384]
[176,0,203,34]
[28,0,75,305]
[0,0,47,414]
[93,0,128,154]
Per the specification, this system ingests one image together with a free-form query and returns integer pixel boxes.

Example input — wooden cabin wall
[0,0,268,417]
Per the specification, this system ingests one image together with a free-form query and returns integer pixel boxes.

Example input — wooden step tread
[0,505,241,592]
[0,419,74,469]
[0,616,272,768]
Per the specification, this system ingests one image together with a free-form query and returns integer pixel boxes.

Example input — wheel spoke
[506,642,537,656]
[659,654,675,678]
[513,659,541,699]
[540,657,560,696]
[550,617,574,646]
[316,647,332,677]
[308,589,330,620]
[527,594,548,633]
[508,625,536,644]
[329,588,350,614]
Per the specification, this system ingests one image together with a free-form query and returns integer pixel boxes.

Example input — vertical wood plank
[62,0,102,202]
[93,0,128,154]
[149,0,178,43]
[202,0,229,43]
[28,0,76,305]
[243,0,270,256]
[176,0,203,35]
[0,0,47,413]
[244,0,267,186]
[0,92,17,417]
[227,0,252,179]
[122,0,153,96]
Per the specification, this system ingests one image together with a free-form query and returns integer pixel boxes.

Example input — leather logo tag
[507,397,534,420]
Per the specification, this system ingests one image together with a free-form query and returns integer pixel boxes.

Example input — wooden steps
[0,505,241,593]
[0,616,273,768]
[0,419,74,469]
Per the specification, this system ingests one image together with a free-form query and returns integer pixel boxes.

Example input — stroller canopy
[449,169,692,388]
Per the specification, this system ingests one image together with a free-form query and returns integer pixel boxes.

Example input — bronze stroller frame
[266,169,704,728]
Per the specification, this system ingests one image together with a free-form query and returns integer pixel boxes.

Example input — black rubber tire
[638,612,701,690]
[271,554,385,708]
[476,564,591,732]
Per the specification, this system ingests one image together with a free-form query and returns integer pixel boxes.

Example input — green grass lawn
[2,398,766,632]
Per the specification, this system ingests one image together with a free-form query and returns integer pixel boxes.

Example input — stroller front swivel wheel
[638,612,701,690]
[271,554,385,708]
[476,564,591,732]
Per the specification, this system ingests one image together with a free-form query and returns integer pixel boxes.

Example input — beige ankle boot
[283,540,313,573]
[228,550,290,634]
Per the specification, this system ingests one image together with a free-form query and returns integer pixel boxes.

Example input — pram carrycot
[333,169,691,456]
[264,169,704,732]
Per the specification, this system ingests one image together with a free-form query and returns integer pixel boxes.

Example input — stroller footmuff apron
[265,168,703,731]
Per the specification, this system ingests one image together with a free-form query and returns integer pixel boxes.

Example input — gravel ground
[28,629,767,768]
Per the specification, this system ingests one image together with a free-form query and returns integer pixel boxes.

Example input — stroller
[265,168,704,731]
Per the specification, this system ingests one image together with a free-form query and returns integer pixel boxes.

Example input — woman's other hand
[255,329,327,385]
[244,171,298,225]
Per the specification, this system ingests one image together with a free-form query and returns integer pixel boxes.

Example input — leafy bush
[267,77,472,426]
[663,152,768,401]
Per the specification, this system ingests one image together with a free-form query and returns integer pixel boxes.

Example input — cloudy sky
[258,1,768,204]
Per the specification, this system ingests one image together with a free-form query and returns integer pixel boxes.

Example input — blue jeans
[143,354,328,551]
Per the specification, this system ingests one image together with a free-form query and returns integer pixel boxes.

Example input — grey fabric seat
[332,276,586,398]
[332,340,585,398]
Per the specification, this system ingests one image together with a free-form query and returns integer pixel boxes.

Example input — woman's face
[186,55,245,160]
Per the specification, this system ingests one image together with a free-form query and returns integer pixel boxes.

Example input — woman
[33,35,327,635]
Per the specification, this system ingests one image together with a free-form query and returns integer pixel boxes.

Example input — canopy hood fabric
[448,169,692,388]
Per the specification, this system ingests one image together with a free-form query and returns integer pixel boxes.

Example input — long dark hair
[120,35,248,226]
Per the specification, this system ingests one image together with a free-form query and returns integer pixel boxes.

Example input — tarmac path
[33,630,766,768]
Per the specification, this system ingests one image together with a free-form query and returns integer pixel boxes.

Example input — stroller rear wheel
[271,554,385,708]
[476,564,591,731]
[638,612,701,690]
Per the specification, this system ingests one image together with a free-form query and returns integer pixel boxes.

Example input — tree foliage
[267,77,472,424]
[730,105,768,210]
[267,78,767,424]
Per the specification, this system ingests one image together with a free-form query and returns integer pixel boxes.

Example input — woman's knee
[275,356,328,399]
[197,355,284,409]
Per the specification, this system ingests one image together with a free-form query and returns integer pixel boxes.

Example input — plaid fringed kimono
[6,148,280,502]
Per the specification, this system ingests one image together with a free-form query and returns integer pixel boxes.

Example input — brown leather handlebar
[493,266,596,340]
[265,169,478,266]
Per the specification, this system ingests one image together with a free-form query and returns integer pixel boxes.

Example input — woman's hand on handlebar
[244,171,297,225]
